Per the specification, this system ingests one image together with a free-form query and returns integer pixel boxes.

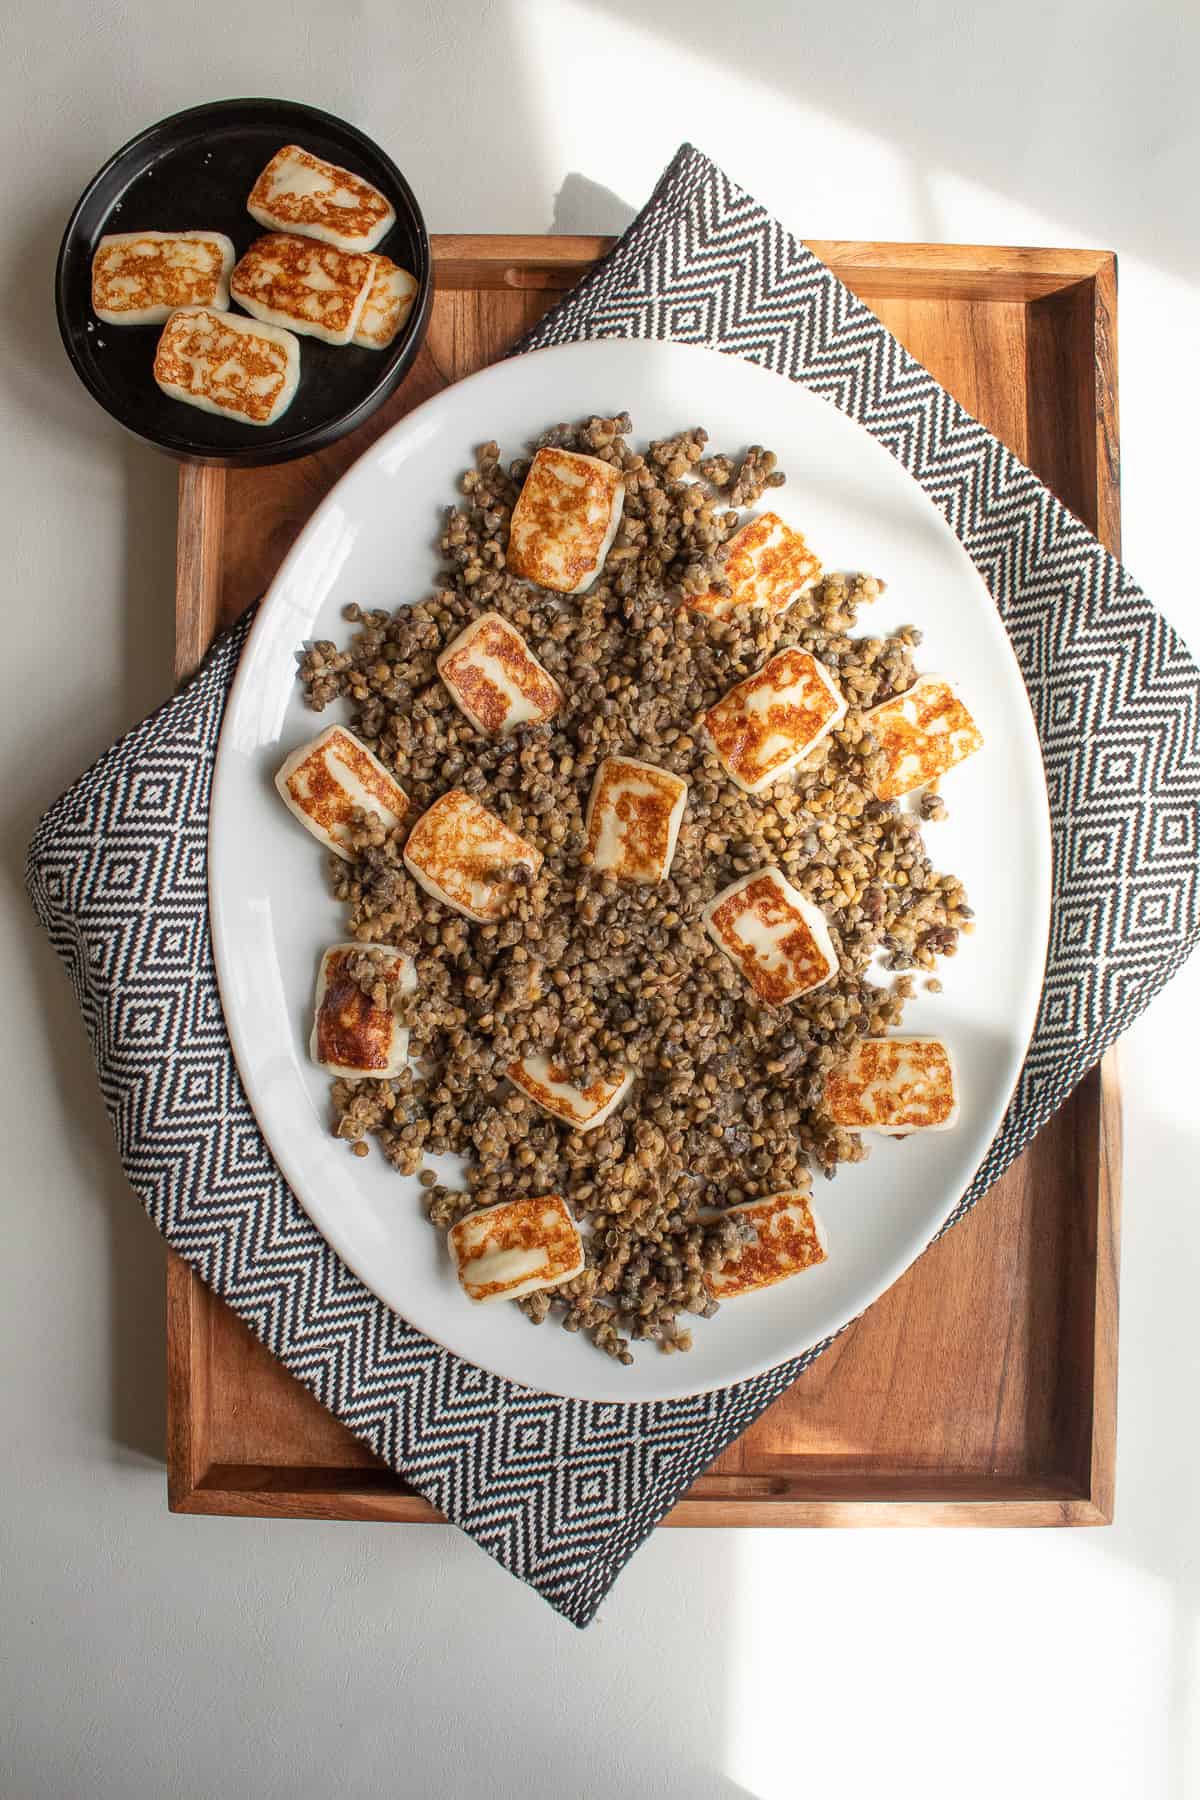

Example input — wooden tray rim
[168,234,1121,1529]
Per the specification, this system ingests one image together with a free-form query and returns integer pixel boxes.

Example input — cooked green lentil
[296,413,970,1364]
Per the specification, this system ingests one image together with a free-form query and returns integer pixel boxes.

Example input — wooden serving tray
[169,235,1120,1527]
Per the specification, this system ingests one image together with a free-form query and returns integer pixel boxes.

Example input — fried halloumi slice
[247,144,396,253]
[310,943,416,1080]
[825,1037,959,1134]
[506,447,625,594]
[585,756,688,883]
[436,611,563,736]
[353,255,418,348]
[506,1055,633,1132]
[865,675,983,801]
[687,512,822,620]
[403,788,542,923]
[230,233,373,346]
[153,307,300,426]
[92,230,236,326]
[702,866,838,1005]
[275,725,409,860]
[708,1191,828,1298]
[448,1194,585,1303]
[702,648,847,794]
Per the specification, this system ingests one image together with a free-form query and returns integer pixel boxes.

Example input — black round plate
[55,98,433,466]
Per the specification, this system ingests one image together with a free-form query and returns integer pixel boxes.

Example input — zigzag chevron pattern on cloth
[514,144,1200,1236]
[28,145,1200,1627]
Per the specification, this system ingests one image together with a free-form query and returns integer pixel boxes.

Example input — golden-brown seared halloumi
[702,648,847,794]
[247,144,396,253]
[506,1055,633,1132]
[708,1191,828,1297]
[448,1194,584,1303]
[310,944,416,1079]
[585,756,688,883]
[702,866,838,1005]
[402,789,542,923]
[275,725,409,859]
[230,233,373,346]
[436,612,562,736]
[153,307,300,426]
[353,255,418,348]
[506,447,625,594]
[687,512,822,619]
[825,1037,959,1133]
[92,231,236,326]
[865,675,983,800]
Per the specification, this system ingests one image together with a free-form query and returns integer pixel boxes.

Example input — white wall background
[1,3,1198,1796]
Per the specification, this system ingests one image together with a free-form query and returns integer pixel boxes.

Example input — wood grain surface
[169,236,1120,1527]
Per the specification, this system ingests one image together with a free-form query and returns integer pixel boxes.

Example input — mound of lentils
[297,413,974,1365]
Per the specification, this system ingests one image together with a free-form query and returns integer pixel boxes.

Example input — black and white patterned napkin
[28,146,1200,1626]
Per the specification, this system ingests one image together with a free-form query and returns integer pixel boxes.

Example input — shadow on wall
[4,195,178,1469]
[550,172,638,236]
[2,195,179,744]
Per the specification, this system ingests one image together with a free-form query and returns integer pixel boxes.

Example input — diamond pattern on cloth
[27,145,1200,1626]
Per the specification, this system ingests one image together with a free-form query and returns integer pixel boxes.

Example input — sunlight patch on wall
[510,0,926,243]
[724,1530,1170,1798]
